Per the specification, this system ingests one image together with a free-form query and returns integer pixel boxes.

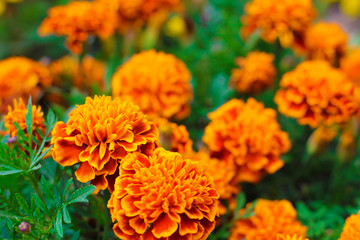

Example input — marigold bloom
[203,98,291,183]
[97,0,182,31]
[277,234,309,240]
[184,150,240,215]
[107,148,219,240]
[304,22,348,64]
[275,60,359,128]
[4,98,45,139]
[111,50,192,120]
[0,57,51,113]
[340,48,360,87]
[38,1,116,54]
[229,199,307,240]
[50,55,105,91]
[241,0,316,48]
[339,210,360,240]
[230,51,276,94]
[51,96,158,193]
[154,118,193,154]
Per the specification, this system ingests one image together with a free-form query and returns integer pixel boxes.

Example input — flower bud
[7,136,16,144]
[18,222,30,234]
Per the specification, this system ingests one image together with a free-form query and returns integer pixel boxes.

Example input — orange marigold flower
[38,1,116,54]
[50,55,105,91]
[241,0,316,48]
[4,98,45,139]
[274,60,359,128]
[111,49,192,120]
[230,51,276,94]
[0,57,51,113]
[277,234,309,240]
[339,210,360,240]
[107,147,219,240]
[184,150,240,215]
[154,118,193,154]
[304,22,348,64]
[229,199,307,240]
[340,48,360,87]
[97,0,182,31]
[203,98,291,183]
[50,95,158,193]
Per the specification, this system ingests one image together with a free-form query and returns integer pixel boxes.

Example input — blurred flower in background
[111,49,193,120]
[338,210,360,239]
[0,0,22,16]
[277,234,309,240]
[230,51,276,94]
[230,199,308,240]
[324,0,360,18]
[341,48,360,86]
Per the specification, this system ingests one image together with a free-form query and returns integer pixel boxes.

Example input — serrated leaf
[13,122,27,144]
[15,193,30,216]
[67,185,96,205]
[55,211,63,238]
[40,176,53,203]
[62,206,71,224]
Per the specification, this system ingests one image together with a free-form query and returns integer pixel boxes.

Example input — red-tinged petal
[129,216,147,234]
[90,174,108,193]
[75,162,95,183]
[53,138,82,166]
[179,215,198,235]
[152,213,178,238]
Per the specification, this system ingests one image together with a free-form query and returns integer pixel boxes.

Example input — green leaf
[32,193,49,216]
[234,192,246,218]
[55,211,63,238]
[46,108,56,132]
[62,178,73,201]
[67,185,96,205]
[0,169,25,176]
[40,175,53,203]
[15,193,30,216]
[62,206,71,224]
[25,96,33,136]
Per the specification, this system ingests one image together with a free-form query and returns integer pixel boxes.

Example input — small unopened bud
[18,222,31,234]
[7,136,17,144]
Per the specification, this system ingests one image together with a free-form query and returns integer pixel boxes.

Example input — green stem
[28,173,46,204]
[103,190,111,240]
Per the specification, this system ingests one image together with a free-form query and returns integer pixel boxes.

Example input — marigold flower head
[339,210,360,240]
[107,147,219,240]
[154,118,193,154]
[38,1,116,54]
[241,0,316,48]
[304,22,348,64]
[184,150,240,215]
[277,234,309,240]
[50,55,105,91]
[51,95,158,193]
[111,49,192,120]
[97,0,182,31]
[340,48,360,87]
[4,98,45,139]
[275,60,360,128]
[0,57,51,113]
[230,51,276,94]
[229,199,307,240]
[203,98,291,183]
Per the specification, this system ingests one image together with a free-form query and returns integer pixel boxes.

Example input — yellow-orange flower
[97,0,182,31]
[277,234,309,240]
[339,210,360,240]
[275,60,359,128]
[340,48,360,87]
[154,118,193,154]
[51,96,158,193]
[230,51,276,94]
[229,199,307,240]
[0,57,51,113]
[107,147,219,240]
[4,98,45,139]
[304,22,348,64]
[111,50,192,120]
[241,0,316,48]
[50,55,105,91]
[184,150,240,215]
[38,1,116,54]
[203,98,291,183]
